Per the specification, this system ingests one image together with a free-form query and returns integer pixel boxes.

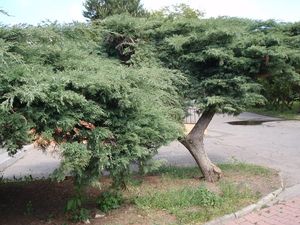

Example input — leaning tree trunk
[181,108,222,182]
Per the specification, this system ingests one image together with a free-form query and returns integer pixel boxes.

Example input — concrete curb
[204,174,285,225]
[0,145,32,173]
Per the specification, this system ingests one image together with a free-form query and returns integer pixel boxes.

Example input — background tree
[151,3,204,19]
[0,9,9,16]
[83,0,146,20]
[235,20,300,110]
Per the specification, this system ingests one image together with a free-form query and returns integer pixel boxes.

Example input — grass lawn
[0,163,280,225]
[250,101,300,120]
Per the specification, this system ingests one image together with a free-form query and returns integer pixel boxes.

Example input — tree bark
[181,108,222,182]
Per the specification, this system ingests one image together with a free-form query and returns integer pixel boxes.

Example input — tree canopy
[100,13,300,111]
[99,15,267,113]
[0,23,184,187]
[97,13,300,180]
[83,0,146,20]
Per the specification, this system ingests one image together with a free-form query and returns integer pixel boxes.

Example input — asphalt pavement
[157,112,300,187]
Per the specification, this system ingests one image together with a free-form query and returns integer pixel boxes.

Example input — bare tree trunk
[181,108,222,182]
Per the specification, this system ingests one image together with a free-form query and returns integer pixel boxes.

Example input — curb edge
[204,173,285,225]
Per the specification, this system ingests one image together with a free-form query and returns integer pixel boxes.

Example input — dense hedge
[0,24,184,187]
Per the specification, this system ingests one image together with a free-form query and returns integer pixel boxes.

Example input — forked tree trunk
[181,108,222,182]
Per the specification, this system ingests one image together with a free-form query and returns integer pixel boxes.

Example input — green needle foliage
[83,0,147,20]
[100,12,300,112]
[99,14,266,116]
[0,23,184,188]
[97,10,299,181]
[236,20,300,109]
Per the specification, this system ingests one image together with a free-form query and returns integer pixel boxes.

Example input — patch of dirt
[93,206,176,225]
[0,177,110,225]
[0,178,75,225]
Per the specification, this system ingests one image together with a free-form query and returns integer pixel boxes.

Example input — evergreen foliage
[97,12,300,181]
[83,0,146,20]
[236,20,300,109]
[100,15,267,114]
[100,14,300,111]
[0,23,184,187]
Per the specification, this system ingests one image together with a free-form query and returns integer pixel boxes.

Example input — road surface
[157,112,300,186]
